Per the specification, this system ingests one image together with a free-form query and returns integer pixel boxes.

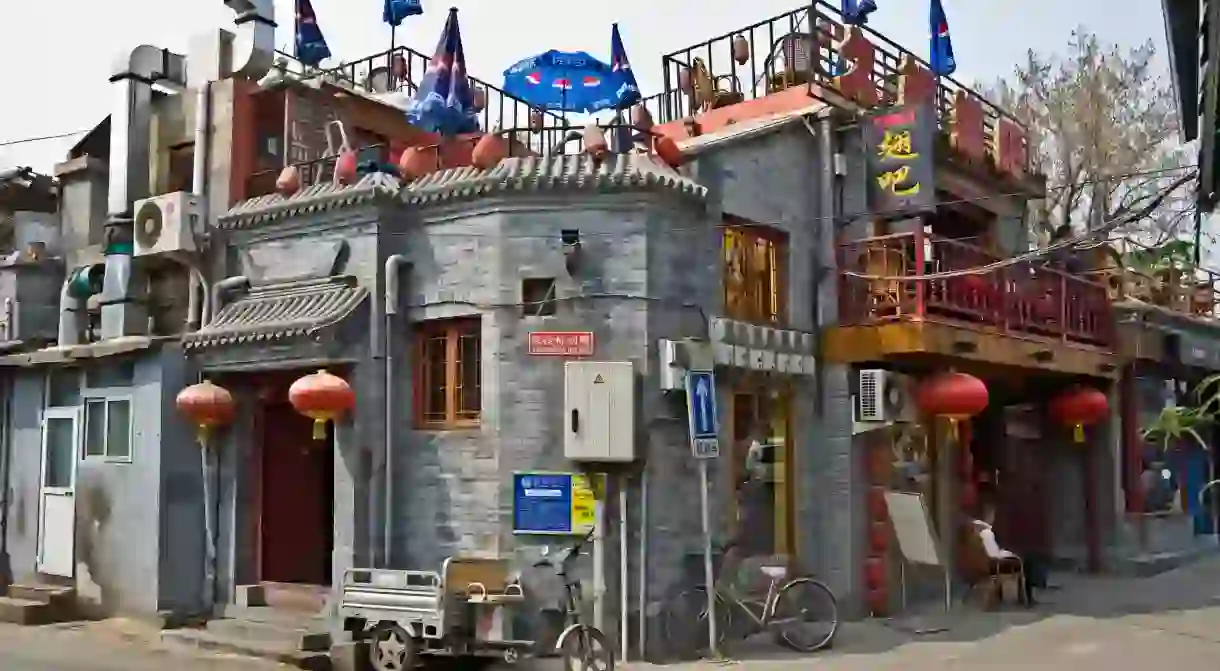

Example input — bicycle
[533,528,615,671]
[663,541,838,659]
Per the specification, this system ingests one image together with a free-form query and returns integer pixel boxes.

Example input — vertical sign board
[864,102,937,216]
[511,472,597,535]
[685,370,720,458]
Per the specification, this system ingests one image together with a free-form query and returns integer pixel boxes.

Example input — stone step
[0,596,57,625]
[205,616,331,652]
[7,583,74,607]
[161,628,331,670]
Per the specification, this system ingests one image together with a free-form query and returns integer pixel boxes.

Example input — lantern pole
[199,427,217,612]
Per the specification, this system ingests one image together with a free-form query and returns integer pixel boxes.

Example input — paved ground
[2,557,1220,670]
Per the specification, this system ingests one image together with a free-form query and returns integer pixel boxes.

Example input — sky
[0,0,1171,173]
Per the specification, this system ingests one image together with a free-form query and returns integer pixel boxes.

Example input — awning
[183,276,368,350]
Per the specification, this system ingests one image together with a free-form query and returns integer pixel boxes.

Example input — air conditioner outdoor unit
[133,192,200,257]
[857,369,918,423]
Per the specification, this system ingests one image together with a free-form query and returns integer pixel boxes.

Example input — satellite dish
[135,199,164,249]
[364,66,392,93]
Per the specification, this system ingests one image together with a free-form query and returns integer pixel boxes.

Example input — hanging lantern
[1048,385,1109,443]
[583,123,609,160]
[915,372,989,441]
[275,165,301,196]
[333,150,359,185]
[529,109,545,133]
[471,132,508,169]
[653,134,686,168]
[731,35,751,65]
[398,145,438,181]
[390,53,408,80]
[471,86,486,113]
[289,369,355,440]
[175,380,236,444]
[868,520,890,553]
[864,556,886,590]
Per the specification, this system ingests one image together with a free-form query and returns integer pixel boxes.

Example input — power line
[0,129,91,148]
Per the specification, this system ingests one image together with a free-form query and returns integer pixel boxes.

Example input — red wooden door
[997,438,1051,555]
[260,402,333,585]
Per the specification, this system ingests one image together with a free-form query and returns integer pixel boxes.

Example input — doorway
[37,410,78,577]
[257,398,334,609]
[728,382,794,558]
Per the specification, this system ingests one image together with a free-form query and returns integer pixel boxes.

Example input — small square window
[522,278,557,317]
[82,397,133,461]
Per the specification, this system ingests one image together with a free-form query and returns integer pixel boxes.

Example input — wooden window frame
[722,218,789,325]
[414,317,482,429]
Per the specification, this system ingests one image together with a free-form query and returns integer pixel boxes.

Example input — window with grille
[415,317,482,428]
[723,221,788,324]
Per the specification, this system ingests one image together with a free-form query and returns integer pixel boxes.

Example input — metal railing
[656,2,1033,171]
[1084,238,1220,319]
[838,232,1113,347]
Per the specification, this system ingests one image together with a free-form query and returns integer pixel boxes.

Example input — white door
[37,409,78,577]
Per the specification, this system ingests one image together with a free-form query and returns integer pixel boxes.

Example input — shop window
[415,318,481,428]
[83,397,132,461]
[522,278,557,316]
[723,220,788,324]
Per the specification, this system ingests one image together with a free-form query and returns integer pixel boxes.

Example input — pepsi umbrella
[294,0,332,68]
[503,50,620,114]
[406,7,479,135]
[609,24,641,110]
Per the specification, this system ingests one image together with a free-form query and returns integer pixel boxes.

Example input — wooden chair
[958,526,1026,609]
[690,57,744,112]
[864,245,906,318]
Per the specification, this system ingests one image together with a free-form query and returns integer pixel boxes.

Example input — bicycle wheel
[560,624,614,671]
[768,577,839,652]
[662,587,733,658]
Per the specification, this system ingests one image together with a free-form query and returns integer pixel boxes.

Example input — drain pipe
[185,80,212,332]
[383,255,407,566]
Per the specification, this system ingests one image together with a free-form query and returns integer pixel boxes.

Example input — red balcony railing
[838,233,1114,347]
[657,2,1033,172]
[1084,237,1220,319]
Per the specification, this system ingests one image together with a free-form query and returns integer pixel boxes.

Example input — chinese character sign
[864,103,936,214]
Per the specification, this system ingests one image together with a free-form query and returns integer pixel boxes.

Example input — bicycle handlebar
[532,528,596,569]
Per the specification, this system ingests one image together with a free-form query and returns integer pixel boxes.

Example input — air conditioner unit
[133,192,200,257]
[857,369,918,423]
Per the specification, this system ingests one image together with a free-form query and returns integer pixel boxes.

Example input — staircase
[161,604,332,670]
[0,583,77,625]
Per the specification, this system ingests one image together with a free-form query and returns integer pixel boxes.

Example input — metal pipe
[636,468,648,660]
[619,477,629,661]
[211,275,249,318]
[382,254,406,566]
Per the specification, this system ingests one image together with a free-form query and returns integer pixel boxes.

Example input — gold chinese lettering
[877,129,918,161]
[876,166,920,196]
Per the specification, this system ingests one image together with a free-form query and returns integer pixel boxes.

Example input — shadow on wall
[74,480,119,618]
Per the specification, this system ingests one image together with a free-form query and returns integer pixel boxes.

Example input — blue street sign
[685,370,719,440]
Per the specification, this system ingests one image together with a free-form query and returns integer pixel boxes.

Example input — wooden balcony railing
[1083,238,1220,319]
[838,233,1114,347]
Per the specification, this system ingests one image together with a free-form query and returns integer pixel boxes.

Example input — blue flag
[929,0,956,76]
[610,24,641,110]
[383,0,423,27]
[842,0,877,25]
[406,8,479,135]
[295,0,331,67]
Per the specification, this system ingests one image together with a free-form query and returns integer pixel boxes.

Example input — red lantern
[471,133,508,169]
[289,369,355,440]
[333,150,358,185]
[176,380,236,443]
[653,134,686,168]
[868,521,890,553]
[1048,385,1109,443]
[915,372,989,441]
[275,165,301,196]
[867,486,888,520]
[864,556,886,590]
[866,587,889,616]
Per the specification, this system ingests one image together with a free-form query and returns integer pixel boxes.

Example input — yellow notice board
[512,471,600,535]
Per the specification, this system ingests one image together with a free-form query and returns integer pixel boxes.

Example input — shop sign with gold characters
[864,103,936,215]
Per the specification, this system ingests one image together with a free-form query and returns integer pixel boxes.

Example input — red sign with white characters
[528,331,595,356]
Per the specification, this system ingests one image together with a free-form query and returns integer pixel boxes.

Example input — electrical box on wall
[564,361,636,462]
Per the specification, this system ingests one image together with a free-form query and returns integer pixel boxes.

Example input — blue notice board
[512,471,596,536]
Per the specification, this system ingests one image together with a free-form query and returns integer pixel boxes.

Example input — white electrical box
[564,361,636,462]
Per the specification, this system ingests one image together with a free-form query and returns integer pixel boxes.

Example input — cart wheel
[369,623,417,671]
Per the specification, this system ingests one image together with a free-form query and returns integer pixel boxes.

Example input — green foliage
[1142,372,1220,451]
[1124,239,1196,273]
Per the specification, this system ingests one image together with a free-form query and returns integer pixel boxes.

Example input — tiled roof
[182,276,368,350]
[219,152,706,228]
[218,171,401,230]
[402,153,707,206]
